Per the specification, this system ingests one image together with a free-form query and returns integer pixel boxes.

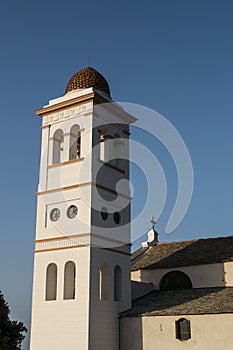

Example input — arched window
[63,261,76,300]
[99,263,108,300]
[175,318,191,341]
[160,271,192,290]
[114,265,122,301]
[69,125,81,160]
[52,129,63,164]
[45,263,57,301]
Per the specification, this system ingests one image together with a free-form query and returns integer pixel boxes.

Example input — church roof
[132,235,233,271]
[65,67,111,96]
[122,287,233,317]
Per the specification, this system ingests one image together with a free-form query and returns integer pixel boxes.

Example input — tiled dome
[65,67,111,96]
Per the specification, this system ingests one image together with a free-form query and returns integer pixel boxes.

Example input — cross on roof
[150,216,156,229]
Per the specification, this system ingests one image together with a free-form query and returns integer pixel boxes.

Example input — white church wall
[131,270,141,281]
[38,126,49,192]
[132,263,226,289]
[38,103,94,192]
[46,111,93,189]
[89,248,131,350]
[131,281,154,300]
[120,314,233,350]
[224,262,233,286]
[35,186,92,241]
[30,246,91,350]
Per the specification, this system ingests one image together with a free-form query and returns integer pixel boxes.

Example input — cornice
[35,93,95,117]
[37,181,132,199]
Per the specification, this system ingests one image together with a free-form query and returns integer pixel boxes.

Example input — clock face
[113,212,121,224]
[101,207,108,221]
[50,208,60,222]
[67,205,78,219]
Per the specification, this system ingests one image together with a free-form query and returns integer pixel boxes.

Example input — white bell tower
[30,67,136,350]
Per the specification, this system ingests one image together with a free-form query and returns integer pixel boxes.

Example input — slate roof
[122,287,233,317]
[132,235,233,271]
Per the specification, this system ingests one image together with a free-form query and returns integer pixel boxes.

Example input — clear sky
[0,1,233,348]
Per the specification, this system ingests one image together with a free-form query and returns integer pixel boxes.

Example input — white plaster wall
[46,111,93,187]
[132,263,226,289]
[32,98,95,350]
[30,247,90,350]
[86,104,132,350]
[38,103,93,192]
[36,186,91,240]
[131,270,141,282]
[224,262,233,286]
[89,248,131,350]
[120,314,233,350]
[131,281,153,300]
[38,126,49,191]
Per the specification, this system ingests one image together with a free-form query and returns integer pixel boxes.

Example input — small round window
[50,208,60,222]
[67,205,78,219]
[101,207,108,221]
[113,212,121,224]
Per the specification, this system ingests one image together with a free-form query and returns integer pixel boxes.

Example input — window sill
[97,159,125,174]
[48,157,84,168]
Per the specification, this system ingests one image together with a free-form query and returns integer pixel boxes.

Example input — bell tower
[30,67,136,350]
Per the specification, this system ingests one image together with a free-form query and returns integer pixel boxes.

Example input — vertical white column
[38,126,50,191]
[62,133,70,162]
[48,137,53,166]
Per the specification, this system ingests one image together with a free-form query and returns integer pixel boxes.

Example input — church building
[30,67,233,350]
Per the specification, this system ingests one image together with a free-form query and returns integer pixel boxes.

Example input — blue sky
[0,1,233,348]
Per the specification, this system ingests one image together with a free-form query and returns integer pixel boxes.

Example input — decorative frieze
[35,234,91,252]
[42,103,92,126]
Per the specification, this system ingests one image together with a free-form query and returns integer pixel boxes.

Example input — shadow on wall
[120,316,143,350]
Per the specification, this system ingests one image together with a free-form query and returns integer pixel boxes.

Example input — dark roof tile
[122,287,233,316]
[132,236,233,271]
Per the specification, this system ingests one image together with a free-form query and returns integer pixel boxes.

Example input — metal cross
[150,216,156,229]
